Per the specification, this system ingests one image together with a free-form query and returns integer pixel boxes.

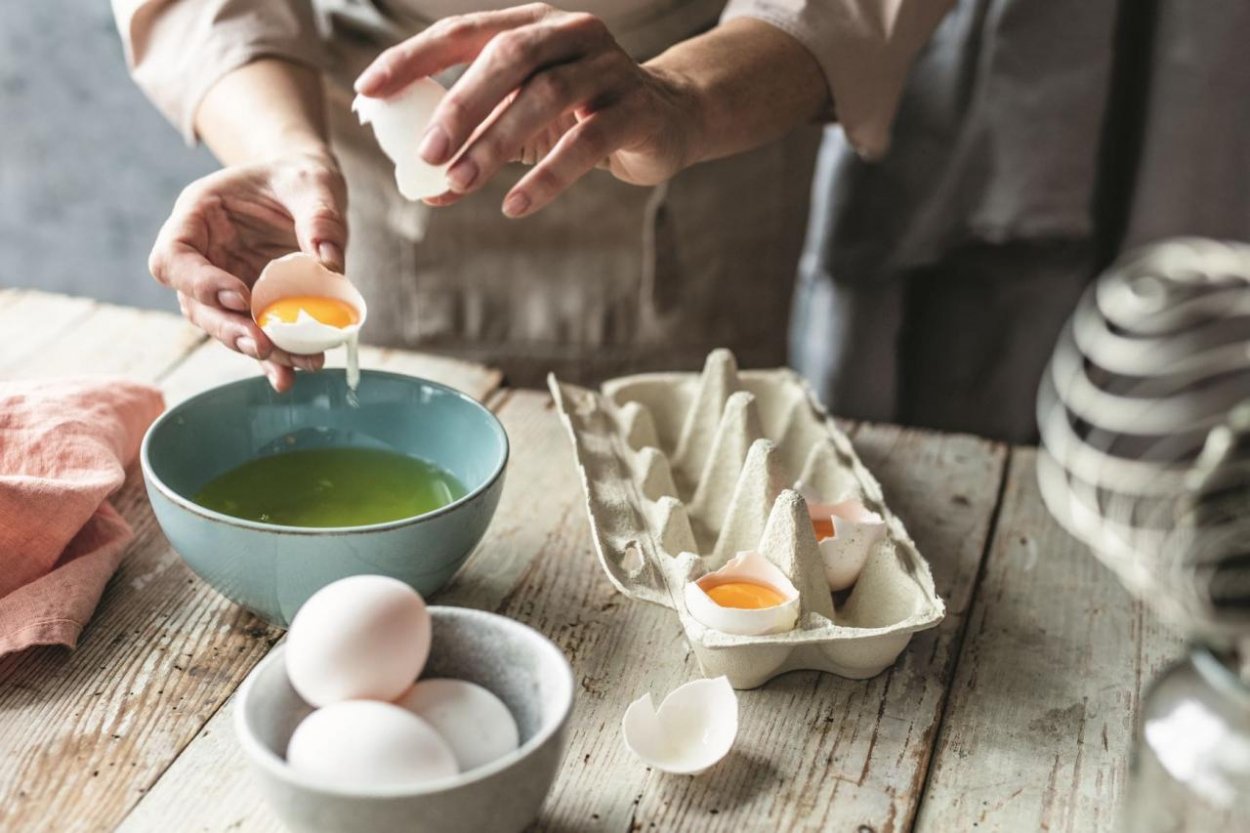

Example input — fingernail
[261,364,279,387]
[502,192,531,218]
[318,241,344,271]
[447,158,478,192]
[354,66,388,94]
[236,336,259,358]
[419,125,451,164]
[218,290,248,311]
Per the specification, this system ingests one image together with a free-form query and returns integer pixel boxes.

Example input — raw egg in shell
[251,253,367,356]
[684,550,799,636]
[807,498,887,592]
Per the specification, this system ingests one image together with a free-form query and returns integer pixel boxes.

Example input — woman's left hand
[354,3,703,218]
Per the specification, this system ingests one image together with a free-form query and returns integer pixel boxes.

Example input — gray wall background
[0,1,217,311]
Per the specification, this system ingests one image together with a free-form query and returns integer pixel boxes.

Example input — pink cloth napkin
[0,379,164,656]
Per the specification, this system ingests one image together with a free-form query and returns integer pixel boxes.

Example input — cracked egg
[684,550,800,636]
[804,496,887,592]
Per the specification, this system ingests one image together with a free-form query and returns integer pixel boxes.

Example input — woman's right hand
[149,150,348,392]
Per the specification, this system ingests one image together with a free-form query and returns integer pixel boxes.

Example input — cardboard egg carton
[548,350,944,689]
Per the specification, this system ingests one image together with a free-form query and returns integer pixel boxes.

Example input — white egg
[395,679,520,772]
[250,252,367,355]
[683,551,800,637]
[286,700,459,788]
[808,499,887,592]
[621,676,738,775]
[353,79,449,201]
[285,575,431,707]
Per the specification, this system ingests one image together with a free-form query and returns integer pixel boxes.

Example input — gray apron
[319,1,821,385]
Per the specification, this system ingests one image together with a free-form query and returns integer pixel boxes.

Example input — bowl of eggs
[141,356,508,627]
[235,576,574,833]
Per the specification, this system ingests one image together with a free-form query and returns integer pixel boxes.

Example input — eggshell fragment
[353,79,449,200]
[395,678,520,773]
[250,253,367,355]
[808,499,887,591]
[683,550,799,636]
[622,676,738,775]
[286,700,458,788]
[285,575,431,707]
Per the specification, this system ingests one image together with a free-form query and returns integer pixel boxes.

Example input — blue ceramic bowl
[141,370,508,626]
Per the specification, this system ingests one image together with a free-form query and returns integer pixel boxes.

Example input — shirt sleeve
[721,0,955,159]
[111,0,328,145]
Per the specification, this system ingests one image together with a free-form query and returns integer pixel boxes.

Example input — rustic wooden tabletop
[0,288,1182,833]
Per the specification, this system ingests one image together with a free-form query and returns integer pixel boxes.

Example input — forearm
[647,18,829,168]
[195,58,331,166]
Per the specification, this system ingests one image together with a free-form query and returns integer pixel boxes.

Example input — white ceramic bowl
[235,607,574,833]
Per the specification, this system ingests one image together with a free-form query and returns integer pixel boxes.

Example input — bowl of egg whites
[235,576,574,833]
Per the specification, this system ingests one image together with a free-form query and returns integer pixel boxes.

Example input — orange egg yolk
[812,517,836,541]
[703,580,786,610]
[259,296,359,329]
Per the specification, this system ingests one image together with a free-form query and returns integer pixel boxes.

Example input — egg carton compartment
[549,350,944,689]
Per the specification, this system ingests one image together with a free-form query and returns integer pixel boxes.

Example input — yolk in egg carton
[548,349,945,689]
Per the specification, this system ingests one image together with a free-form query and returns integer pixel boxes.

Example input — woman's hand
[355,3,705,218]
[149,150,348,392]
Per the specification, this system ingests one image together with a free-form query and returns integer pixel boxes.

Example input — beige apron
[321,1,821,385]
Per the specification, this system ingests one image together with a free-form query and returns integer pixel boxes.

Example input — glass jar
[1121,645,1250,832]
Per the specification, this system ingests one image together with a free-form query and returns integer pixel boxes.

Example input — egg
[621,676,738,775]
[285,575,431,707]
[250,252,367,356]
[807,499,887,591]
[683,550,799,636]
[395,679,520,772]
[286,700,459,788]
[353,79,450,201]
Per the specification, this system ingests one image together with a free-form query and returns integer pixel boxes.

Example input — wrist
[642,62,713,172]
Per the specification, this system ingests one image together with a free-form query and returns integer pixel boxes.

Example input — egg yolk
[259,296,359,329]
[812,517,836,541]
[704,580,786,610]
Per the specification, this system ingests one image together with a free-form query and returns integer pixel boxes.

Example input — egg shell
[251,253,367,355]
[285,575,431,707]
[683,550,799,637]
[394,678,520,773]
[353,79,449,201]
[621,676,738,775]
[809,499,888,592]
[286,700,458,788]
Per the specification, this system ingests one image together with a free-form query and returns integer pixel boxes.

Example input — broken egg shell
[250,253,367,355]
[683,550,800,637]
[621,676,738,775]
[353,79,449,201]
[809,499,887,592]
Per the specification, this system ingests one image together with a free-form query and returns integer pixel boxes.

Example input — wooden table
[0,289,1181,833]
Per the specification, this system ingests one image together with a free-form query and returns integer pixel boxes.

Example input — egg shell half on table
[622,676,739,775]
[804,497,887,592]
[353,78,450,201]
[683,550,800,637]
[286,700,459,788]
[251,252,367,355]
[395,678,520,772]
[284,575,431,707]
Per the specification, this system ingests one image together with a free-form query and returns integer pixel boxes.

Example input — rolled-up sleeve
[112,0,328,144]
[722,0,955,159]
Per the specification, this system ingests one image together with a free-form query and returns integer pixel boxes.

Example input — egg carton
[547,350,944,689]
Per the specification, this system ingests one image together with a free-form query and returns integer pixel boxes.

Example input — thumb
[282,168,349,273]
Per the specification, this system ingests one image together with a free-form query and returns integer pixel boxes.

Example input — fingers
[271,162,349,273]
[355,4,553,98]
[424,14,612,168]
[504,107,632,218]
[151,210,254,312]
[260,360,296,393]
[445,54,617,195]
